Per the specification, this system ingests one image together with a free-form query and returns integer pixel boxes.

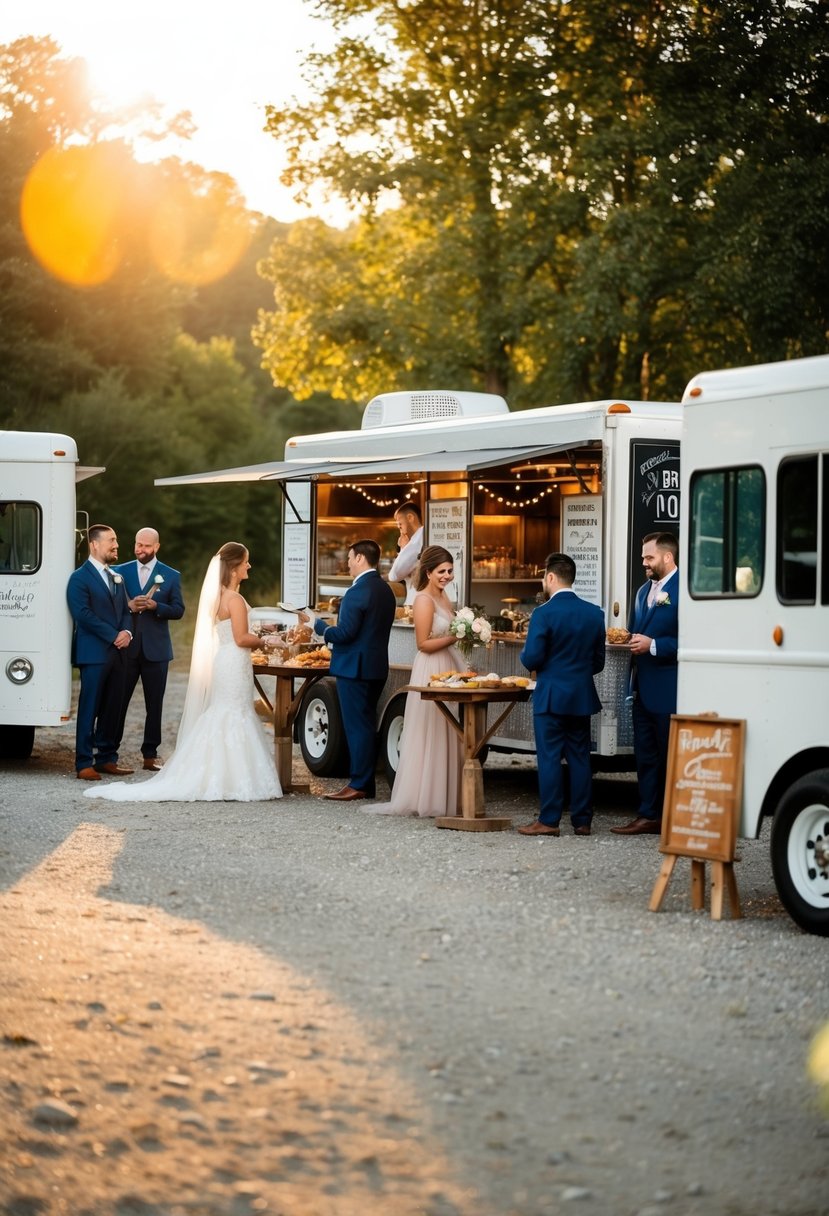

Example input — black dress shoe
[610,816,661,835]
[324,786,369,801]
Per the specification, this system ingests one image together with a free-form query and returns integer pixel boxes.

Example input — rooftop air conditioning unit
[361,390,509,429]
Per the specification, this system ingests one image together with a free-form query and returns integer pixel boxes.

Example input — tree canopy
[259,0,828,405]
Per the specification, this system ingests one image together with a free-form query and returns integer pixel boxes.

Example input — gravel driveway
[1,672,827,1216]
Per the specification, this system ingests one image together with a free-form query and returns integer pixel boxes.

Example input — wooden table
[404,685,532,831]
[253,662,330,792]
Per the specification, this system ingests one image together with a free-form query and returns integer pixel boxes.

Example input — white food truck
[159,391,683,780]
[0,432,101,758]
[679,353,829,936]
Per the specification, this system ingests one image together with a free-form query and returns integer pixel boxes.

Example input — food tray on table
[420,671,535,693]
[252,643,331,670]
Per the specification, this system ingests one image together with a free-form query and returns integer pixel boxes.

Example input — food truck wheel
[380,694,407,786]
[771,769,829,937]
[298,678,350,777]
[0,724,35,760]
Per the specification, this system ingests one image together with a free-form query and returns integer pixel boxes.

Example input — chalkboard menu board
[627,441,681,608]
[661,715,745,863]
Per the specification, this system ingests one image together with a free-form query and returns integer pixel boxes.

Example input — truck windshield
[0,502,41,573]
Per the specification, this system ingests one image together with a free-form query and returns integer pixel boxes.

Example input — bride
[366,545,464,817]
[86,542,283,803]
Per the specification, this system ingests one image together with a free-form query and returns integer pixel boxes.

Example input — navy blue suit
[520,590,606,828]
[66,561,132,771]
[313,569,396,795]
[113,559,185,759]
[628,569,679,821]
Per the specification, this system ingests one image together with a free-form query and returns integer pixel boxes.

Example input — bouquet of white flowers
[449,607,492,655]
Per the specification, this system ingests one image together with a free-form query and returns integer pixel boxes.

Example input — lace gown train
[366,596,463,817]
[85,618,282,802]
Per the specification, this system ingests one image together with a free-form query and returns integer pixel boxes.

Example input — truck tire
[297,678,350,777]
[379,694,407,787]
[0,725,35,760]
[770,769,829,937]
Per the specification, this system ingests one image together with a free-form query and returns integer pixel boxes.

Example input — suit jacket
[113,559,185,663]
[67,561,132,665]
[314,570,396,681]
[628,569,679,714]
[520,589,605,716]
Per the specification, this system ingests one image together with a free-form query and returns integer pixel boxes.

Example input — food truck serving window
[0,502,41,573]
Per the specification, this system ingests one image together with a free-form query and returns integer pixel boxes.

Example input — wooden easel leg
[710,861,726,920]
[724,863,742,919]
[649,854,678,912]
[690,859,706,911]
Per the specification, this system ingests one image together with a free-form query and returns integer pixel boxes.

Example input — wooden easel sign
[649,715,746,921]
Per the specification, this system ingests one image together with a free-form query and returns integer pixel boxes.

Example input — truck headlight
[6,657,34,684]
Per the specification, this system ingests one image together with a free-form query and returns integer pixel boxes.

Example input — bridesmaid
[366,546,464,817]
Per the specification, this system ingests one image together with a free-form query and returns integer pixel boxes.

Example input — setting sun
[0,0,342,223]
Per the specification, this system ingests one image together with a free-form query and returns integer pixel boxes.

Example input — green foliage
[260,0,828,405]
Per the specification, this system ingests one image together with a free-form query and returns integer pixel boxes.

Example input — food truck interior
[313,445,602,619]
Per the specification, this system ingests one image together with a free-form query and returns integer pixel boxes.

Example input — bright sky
[0,0,348,225]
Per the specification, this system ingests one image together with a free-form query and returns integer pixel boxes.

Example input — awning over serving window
[154,442,592,488]
[154,458,379,487]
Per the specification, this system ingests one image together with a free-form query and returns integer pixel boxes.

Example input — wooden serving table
[404,684,532,831]
[253,661,330,792]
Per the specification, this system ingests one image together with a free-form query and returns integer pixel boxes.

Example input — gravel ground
[1,671,828,1216]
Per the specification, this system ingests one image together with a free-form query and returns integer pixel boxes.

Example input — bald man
[112,528,185,770]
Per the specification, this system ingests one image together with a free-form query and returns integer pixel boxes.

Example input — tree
[259,0,827,407]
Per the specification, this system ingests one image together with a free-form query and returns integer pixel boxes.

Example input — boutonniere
[656,591,671,606]
[153,574,164,586]
[111,573,123,585]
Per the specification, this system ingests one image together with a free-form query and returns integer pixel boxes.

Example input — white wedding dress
[366,595,463,817]
[85,616,282,803]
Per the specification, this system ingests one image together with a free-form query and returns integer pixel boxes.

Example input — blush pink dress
[366,594,464,817]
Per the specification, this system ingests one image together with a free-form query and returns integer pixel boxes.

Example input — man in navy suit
[612,531,679,835]
[518,553,606,836]
[305,539,396,801]
[113,527,185,770]
[66,524,134,781]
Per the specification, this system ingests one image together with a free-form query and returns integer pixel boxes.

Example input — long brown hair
[217,541,248,587]
[416,545,454,591]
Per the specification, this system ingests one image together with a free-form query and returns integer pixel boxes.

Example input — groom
[303,539,396,801]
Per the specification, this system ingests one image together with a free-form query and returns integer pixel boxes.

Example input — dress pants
[118,653,169,758]
[632,697,672,820]
[335,676,385,795]
[533,711,593,828]
[75,650,127,770]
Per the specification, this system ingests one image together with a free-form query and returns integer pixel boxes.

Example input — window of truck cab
[0,502,41,573]
[688,466,765,597]
[777,453,828,605]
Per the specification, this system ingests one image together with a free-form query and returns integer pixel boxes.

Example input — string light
[336,483,401,509]
[475,483,560,510]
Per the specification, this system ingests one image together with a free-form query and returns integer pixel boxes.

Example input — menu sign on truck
[562,495,602,605]
[428,499,468,607]
[661,715,745,863]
